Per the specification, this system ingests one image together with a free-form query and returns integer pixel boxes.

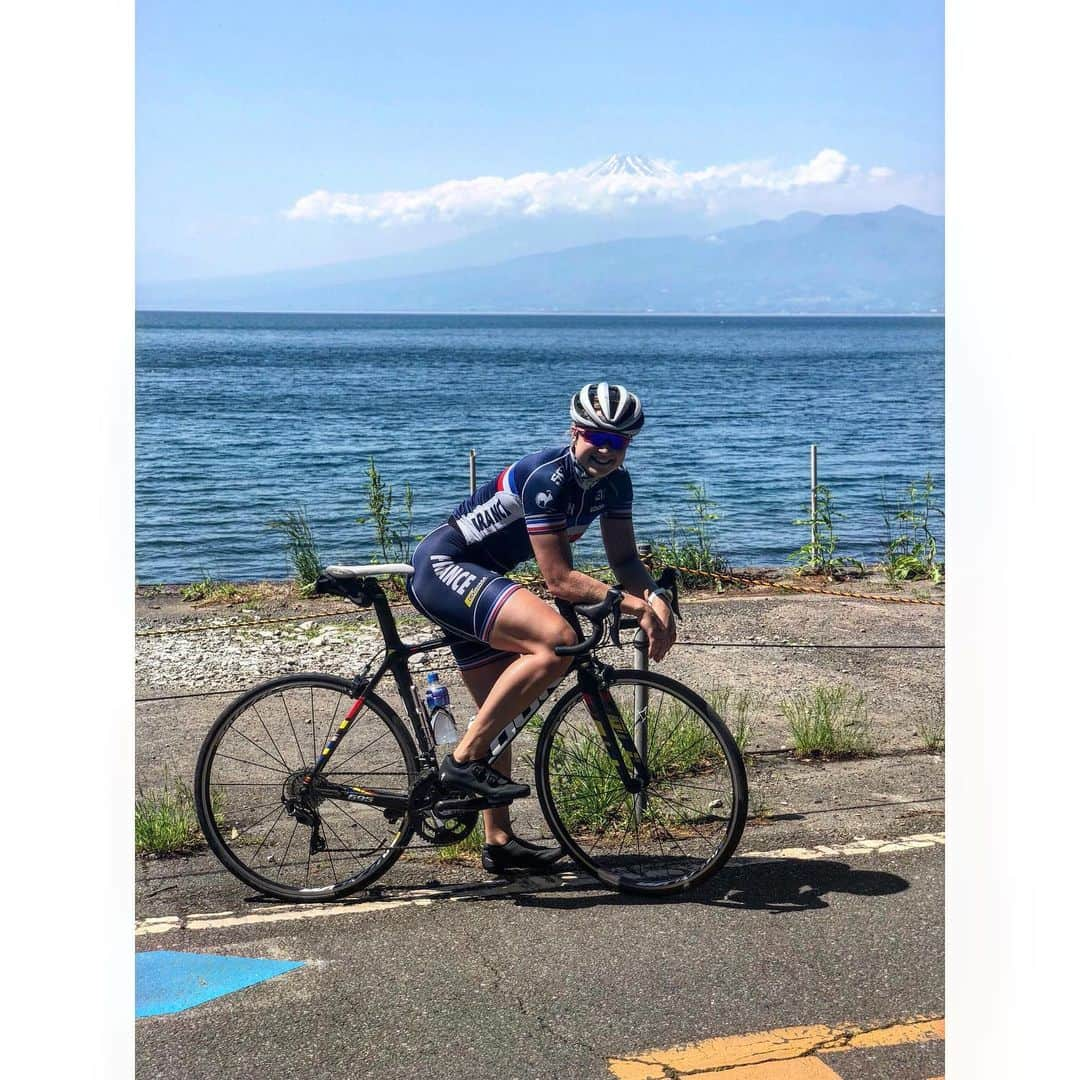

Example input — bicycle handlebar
[553,588,623,655]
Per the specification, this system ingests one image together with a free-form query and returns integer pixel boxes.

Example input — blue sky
[137,1,943,279]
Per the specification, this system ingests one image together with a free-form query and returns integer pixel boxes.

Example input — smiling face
[571,426,631,479]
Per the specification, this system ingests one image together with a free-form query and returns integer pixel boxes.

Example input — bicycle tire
[194,672,418,902]
[535,669,747,896]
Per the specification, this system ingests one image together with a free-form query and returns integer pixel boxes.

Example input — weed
[180,576,264,605]
[781,684,873,758]
[881,474,944,583]
[789,484,864,579]
[135,778,217,857]
[916,698,945,753]
[436,823,484,864]
[547,700,729,832]
[706,686,754,754]
[354,458,418,594]
[356,458,415,562]
[267,507,323,595]
[646,482,729,590]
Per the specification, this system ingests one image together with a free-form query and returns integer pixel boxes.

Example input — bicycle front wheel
[194,673,418,902]
[535,670,747,896]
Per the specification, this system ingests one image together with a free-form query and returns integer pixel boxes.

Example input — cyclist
[406,382,677,872]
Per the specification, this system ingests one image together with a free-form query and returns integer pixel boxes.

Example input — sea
[135,312,944,584]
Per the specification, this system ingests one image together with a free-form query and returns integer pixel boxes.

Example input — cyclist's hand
[641,593,677,662]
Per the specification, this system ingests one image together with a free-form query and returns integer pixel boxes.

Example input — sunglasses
[578,428,631,451]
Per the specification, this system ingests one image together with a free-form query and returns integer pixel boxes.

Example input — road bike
[194,563,747,900]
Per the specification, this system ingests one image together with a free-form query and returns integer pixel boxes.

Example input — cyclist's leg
[458,654,516,844]
[408,526,576,767]
[451,587,576,763]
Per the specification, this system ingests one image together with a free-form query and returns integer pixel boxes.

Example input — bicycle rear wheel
[194,672,417,902]
[535,670,747,896]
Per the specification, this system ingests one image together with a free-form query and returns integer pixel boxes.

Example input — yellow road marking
[693,1059,842,1079]
[608,1015,944,1079]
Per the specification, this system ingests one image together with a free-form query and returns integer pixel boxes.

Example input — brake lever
[609,593,623,647]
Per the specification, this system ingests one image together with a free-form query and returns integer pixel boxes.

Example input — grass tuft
[548,701,728,832]
[781,684,873,758]
[436,823,484,864]
[916,699,945,753]
[706,686,754,754]
[645,482,729,591]
[180,576,266,605]
[267,508,323,596]
[135,780,214,857]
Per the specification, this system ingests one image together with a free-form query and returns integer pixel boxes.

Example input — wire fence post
[634,543,650,821]
[469,449,477,494]
[810,444,818,572]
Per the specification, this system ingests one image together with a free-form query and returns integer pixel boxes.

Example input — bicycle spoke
[251,701,291,771]
[211,780,280,788]
[328,726,394,773]
[280,819,300,874]
[648,786,734,842]
[325,799,387,850]
[648,788,720,850]
[318,817,348,880]
[234,800,288,837]
[214,750,289,777]
[282,693,309,768]
[251,804,289,863]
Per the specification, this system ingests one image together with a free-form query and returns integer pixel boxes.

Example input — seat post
[366,579,406,652]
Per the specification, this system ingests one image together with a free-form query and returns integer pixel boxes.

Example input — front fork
[582,679,650,794]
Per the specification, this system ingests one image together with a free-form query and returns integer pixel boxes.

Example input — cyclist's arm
[600,517,672,620]
[601,517,677,661]
[530,530,613,606]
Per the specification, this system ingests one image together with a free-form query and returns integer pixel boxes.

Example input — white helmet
[569,382,645,435]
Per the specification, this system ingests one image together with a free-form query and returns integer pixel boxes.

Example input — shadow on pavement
[510,858,909,914]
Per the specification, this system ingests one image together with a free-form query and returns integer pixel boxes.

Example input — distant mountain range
[137,204,943,314]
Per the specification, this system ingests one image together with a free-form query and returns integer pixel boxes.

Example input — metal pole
[469,449,477,494]
[810,444,818,571]
[634,543,650,822]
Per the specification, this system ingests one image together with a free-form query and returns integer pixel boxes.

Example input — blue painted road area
[136,951,304,1018]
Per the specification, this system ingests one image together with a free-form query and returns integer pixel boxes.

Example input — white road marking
[739,831,944,862]
[135,831,945,937]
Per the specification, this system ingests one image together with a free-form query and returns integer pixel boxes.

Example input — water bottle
[425,672,458,746]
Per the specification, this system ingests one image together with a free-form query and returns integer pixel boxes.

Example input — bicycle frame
[306,577,648,811]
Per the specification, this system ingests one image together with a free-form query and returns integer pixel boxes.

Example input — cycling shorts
[405,524,522,671]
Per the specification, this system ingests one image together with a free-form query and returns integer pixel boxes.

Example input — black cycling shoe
[482,836,566,874]
[438,754,531,804]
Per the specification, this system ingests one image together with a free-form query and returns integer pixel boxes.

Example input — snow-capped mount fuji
[580,154,675,178]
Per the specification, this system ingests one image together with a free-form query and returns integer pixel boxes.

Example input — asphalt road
[136,840,944,1080]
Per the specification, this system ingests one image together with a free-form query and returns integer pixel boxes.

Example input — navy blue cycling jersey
[450,445,633,570]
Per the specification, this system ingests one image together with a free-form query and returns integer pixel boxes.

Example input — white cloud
[286,149,905,227]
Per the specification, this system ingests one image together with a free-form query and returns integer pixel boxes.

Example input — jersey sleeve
[520,457,572,536]
[601,468,634,520]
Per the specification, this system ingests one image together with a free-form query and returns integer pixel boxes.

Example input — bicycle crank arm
[432,795,516,815]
